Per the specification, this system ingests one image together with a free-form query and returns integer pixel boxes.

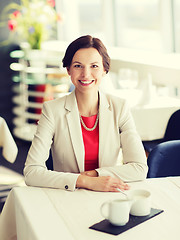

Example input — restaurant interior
[0,1,180,239]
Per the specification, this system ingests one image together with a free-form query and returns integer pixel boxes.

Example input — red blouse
[80,115,99,171]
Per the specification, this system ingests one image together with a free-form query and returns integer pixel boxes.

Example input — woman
[24,35,148,192]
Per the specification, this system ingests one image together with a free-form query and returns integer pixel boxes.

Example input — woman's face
[67,47,106,94]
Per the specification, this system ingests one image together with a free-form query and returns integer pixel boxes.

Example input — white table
[131,98,180,141]
[110,89,180,140]
[1,177,180,240]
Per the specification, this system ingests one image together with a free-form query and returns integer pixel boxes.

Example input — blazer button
[65,185,68,190]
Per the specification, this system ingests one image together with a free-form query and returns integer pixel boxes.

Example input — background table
[131,98,180,140]
[0,177,180,240]
[111,89,180,140]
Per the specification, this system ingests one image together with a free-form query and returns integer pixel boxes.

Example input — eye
[74,64,82,68]
[91,64,99,68]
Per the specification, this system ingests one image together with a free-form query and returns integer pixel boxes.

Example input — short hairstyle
[62,35,110,73]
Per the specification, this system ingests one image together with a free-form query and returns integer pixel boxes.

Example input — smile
[79,80,94,85]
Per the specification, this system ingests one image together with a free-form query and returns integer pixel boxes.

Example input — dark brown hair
[62,35,110,73]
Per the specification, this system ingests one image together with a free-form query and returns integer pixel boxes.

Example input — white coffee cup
[100,199,131,226]
[128,189,151,216]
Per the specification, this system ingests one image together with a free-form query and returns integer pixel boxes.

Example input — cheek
[95,70,106,78]
[68,70,77,79]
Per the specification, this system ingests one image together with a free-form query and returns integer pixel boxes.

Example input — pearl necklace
[80,112,99,131]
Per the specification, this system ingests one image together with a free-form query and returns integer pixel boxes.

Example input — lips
[79,80,94,85]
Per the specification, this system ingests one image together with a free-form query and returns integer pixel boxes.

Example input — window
[77,0,115,46]
[173,0,180,52]
[114,0,162,51]
[78,0,102,37]
[56,0,115,45]
[57,0,175,52]
[55,0,180,97]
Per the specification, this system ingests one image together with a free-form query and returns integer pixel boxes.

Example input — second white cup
[128,189,151,216]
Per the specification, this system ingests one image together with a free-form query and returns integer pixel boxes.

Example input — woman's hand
[80,170,98,177]
[76,175,129,192]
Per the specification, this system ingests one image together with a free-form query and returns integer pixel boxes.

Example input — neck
[75,90,99,117]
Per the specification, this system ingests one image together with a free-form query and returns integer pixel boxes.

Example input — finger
[117,179,130,189]
[111,186,124,192]
[116,183,130,190]
[124,184,130,190]
[108,180,125,190]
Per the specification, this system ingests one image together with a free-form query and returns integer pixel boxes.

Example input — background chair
[147,140,180,178]
[46,150,54,170]
[143,109,180,154]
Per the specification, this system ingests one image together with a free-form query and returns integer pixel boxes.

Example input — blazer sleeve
[96,99,148,182]
[23,101,80,191]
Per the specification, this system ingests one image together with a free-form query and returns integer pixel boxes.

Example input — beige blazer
[24,91,148,191]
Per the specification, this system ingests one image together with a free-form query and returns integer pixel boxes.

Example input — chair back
[164,109,180,140]
[46,150,54,170]
[147,140,180,178]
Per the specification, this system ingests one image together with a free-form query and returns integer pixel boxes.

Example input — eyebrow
[72,61,81,64]
[72,61,99,65]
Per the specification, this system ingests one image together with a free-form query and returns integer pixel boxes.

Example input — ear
[66,67,70,75]
[102,69,106,77]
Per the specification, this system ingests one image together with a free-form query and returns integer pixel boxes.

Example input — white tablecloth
[131,105,180,141]
[1,177,180,240]
[111,90,180,140]
[0,117,18,163]
[0,166,24,186]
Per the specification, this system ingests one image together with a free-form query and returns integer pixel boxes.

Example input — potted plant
[1,0,62,49]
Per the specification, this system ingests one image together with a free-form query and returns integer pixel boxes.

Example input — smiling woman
[23,35,148,192]
[66,48,106,96]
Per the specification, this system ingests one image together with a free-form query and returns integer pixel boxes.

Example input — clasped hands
[76,170,129,192]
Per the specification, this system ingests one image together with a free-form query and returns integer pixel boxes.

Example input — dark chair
[0,201,5,213]
[143,109,180,154]
[46,150,54,170]
[147,140,180,178]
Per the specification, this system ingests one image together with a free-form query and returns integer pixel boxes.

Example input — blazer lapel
[98,91,112,167]
[65,91,85,172]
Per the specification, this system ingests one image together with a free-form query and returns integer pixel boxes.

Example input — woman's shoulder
[42,93,72,118]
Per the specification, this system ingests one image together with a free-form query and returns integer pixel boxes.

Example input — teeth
[79,80,93,84]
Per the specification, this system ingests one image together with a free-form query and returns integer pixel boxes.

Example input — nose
[81,67,91,79]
